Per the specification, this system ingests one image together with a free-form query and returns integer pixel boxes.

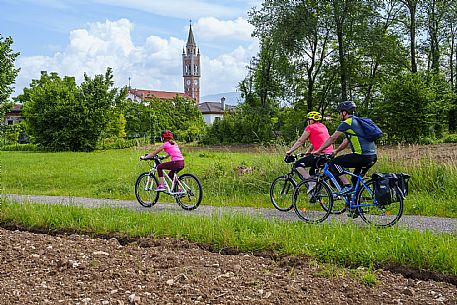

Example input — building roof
[129,88,188,101]
[5,103,22,114]
[198,102,236,114]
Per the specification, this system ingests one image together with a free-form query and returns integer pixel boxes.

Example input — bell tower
[182,22,200,103]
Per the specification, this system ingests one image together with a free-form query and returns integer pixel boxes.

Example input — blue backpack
[353,116,383,142]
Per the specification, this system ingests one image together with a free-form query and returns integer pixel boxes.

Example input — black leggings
[331,154,377,185]
[295,155,319,176]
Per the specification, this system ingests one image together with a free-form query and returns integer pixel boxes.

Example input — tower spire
[186,20,196,47]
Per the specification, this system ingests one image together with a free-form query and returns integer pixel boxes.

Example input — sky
[1,0,262,100]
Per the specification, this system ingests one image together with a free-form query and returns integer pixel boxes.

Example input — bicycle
[270,153,346,214]
[135,155,203,210]
[293,154,404,227]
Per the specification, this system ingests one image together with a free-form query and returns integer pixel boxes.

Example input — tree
[398,0,420,73]
[123,95,204,143]
[20,68,127,151]
[376,72,454,142]
[0,35,20,117]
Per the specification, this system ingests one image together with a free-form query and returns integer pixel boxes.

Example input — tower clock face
[194,79,198,85]
[186,79,191,85]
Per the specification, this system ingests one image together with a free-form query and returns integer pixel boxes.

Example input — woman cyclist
[286,111,333,191]
[140,130,185,191]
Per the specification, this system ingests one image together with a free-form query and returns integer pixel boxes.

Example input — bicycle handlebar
[141,155,165,161]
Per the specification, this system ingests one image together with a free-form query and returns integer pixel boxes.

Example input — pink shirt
[305,122,333,153]
[164,141,184,161]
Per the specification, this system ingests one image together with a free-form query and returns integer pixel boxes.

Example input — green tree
[398,0,420,73]
[376,72,454,142]
[123,95,204,143]
[0,35,20,117]
[20,68,127,151]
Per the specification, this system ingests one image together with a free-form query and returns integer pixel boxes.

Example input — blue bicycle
[292,155,404,227]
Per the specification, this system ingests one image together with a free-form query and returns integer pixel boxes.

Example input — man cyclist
[286,111,333,191]
[315,101,377,193]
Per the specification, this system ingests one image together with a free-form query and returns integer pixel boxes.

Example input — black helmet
[337,100,356,113]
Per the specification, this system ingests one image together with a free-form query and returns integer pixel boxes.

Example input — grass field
[1,144,457,217]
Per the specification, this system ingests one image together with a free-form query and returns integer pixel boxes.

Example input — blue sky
[1,0,261,99]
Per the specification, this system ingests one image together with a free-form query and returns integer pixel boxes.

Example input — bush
[0,143,41,151]
[418,137,436,145]
[443,134,457,143]
[96,138,146,150]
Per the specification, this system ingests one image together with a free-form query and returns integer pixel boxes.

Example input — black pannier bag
[396,173,410,197]
[371,173,410,205]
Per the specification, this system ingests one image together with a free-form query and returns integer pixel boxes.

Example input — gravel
[3,194,456,235]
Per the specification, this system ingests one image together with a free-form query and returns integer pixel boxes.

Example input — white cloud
[15,18,259,97]
[202,40,259,94]
[194,17,254,41]
[94,0,242,19]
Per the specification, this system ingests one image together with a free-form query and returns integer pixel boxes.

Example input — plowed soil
[0,228,455,305]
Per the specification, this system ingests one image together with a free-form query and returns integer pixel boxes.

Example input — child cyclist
[140,130,184,191]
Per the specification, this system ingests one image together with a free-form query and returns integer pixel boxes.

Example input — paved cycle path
[3,194,456,235]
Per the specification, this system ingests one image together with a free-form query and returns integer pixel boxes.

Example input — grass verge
[1,200,455,278]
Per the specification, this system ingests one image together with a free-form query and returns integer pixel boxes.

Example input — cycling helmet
[336,100,356,113]
[306,111,322,121]
[160,130,173,141]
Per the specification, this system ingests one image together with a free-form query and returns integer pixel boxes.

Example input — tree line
[204,0,457,144]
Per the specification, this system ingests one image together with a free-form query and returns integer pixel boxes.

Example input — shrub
[443,134,457,143]
[0,143,41,151]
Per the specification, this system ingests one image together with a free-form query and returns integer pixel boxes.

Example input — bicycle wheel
[293,178,333,223]
[135,172,160,207]
[270,176,296,211]
[356,180,404,227]
[175,173,203,210]
[323,177,346,215]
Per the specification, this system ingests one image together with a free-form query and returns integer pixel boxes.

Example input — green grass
[1,146,457,217]
[1,200,455,276]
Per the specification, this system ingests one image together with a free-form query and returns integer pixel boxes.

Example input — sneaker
[307,182,316,194]
[338,185,353,195]
[154,185,165,192]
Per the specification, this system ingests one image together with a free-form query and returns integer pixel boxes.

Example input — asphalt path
[3,194,456,235]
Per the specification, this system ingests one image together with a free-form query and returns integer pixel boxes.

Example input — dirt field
[379,143,457,164]
[0,228,455,305]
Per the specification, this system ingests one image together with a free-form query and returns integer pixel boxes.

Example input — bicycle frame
[146,160,185,196]
[318,162,377,209]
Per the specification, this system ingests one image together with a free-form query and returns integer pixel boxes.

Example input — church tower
[182,23,200,103]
